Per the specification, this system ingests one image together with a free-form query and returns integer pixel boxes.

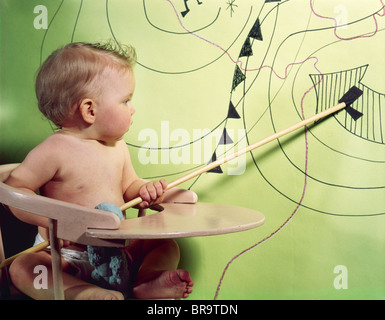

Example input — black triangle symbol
[227,101,241,119]
[208,166,223,174]
[207,152,223,174]
[239,37,253,58]
[219,128,233,145]
[232,66,246,91]
[248,18,263,41]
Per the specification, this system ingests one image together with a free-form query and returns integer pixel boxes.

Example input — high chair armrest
[162,188,198,204]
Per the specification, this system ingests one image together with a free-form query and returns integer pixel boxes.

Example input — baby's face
[94,68,136,142]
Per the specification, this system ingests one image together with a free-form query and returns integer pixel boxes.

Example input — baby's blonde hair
[35,41,137,127]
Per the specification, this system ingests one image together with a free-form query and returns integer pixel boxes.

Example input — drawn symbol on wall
[311,65,385,144]
[181,0,203,17]
[231,18,263,91]
[248,18,263,41]
[226,0,238,17]
[206,129,235,175]
[207,152,223,174]
[219,128,234,145]
[239,37,253,58]
[227,102,241,119]
[232,66,246,92]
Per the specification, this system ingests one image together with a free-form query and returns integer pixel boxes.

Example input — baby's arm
[4,140,59,228]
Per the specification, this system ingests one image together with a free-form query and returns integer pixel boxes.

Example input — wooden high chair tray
[87,202,265,240]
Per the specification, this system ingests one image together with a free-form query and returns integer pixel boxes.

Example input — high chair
[0,163,265,300]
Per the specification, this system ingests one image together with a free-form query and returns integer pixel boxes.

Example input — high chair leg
[49,218,64,300]
[0,224,10,298]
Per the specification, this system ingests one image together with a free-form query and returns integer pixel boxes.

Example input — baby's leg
[130,239,194,299]
[9,251,124,300]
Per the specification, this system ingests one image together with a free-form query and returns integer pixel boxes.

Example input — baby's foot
[132,269,194,299]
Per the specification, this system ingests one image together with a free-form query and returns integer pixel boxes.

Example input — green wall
[1,0,384,299]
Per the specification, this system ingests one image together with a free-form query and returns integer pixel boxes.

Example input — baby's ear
[79,99,96,124]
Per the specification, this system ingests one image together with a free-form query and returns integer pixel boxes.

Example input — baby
[5,42,193,300]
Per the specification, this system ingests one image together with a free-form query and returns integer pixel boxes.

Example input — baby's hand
[138,179,168,208]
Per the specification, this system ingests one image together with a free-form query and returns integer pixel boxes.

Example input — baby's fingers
[159,178,168,191]
[154,179,167,197]
[147,183,159,201]
[138,180,168,208]
[139,186,151,204]
[140,182,159,202]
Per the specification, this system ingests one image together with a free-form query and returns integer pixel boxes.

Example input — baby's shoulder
[32,132,86,159]
[37,132,72,150]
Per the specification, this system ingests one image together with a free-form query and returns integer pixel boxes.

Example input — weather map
[1,0,385,299]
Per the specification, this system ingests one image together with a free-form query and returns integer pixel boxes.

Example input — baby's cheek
[119,112,132,131]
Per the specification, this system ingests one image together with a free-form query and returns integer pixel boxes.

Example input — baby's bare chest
[65,142,124,175]
[43,142,127,204]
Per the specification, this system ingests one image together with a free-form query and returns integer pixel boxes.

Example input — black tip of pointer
[338,86,363,107]
[338,86,364,120]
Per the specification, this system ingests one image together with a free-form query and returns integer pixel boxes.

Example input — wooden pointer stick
[121,86,363,211]
[0,240,50,269]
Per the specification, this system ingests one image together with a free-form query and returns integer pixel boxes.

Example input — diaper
[33,233,93,281]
